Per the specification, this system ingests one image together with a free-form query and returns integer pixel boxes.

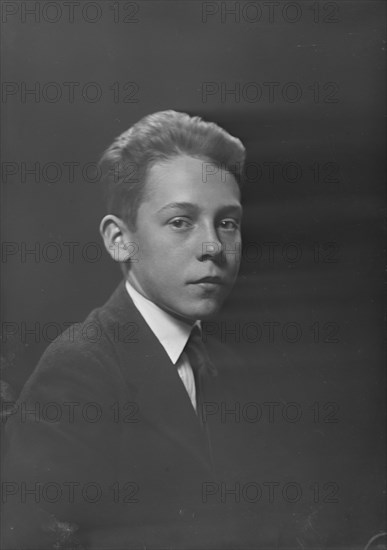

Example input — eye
[168,217,192,230]
[219,219,240,231]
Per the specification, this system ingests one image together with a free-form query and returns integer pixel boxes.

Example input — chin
[166,297,225,322]
[189,301,223,320]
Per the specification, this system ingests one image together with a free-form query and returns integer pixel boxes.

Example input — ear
[99,215,136,263]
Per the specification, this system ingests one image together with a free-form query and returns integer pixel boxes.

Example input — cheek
[140,241,183,281]
[143,236,187,263]
[136,233,162,262]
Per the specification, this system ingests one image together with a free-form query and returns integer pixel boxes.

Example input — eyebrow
[156,202,196,214]
[156,202,243,216]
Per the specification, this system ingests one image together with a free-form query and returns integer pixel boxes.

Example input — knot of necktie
[184,326,217,378]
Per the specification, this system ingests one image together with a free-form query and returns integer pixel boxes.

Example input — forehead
[144,155,241,205]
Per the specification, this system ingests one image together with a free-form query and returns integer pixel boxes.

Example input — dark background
[1,1,386,547]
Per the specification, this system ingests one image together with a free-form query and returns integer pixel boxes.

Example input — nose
[198,223,223,263]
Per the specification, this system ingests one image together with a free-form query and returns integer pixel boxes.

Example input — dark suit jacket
[1,282,254,550]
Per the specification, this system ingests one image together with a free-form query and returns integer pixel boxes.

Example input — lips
[190,276,225,285]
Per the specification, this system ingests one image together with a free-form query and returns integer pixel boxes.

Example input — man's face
[124,155,242,322]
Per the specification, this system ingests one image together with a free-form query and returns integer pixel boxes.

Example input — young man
[2,111,250,549]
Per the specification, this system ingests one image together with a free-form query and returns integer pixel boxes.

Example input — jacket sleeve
[1,340,127,549]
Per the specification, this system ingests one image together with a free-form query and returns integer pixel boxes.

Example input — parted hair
[99,110,246,228]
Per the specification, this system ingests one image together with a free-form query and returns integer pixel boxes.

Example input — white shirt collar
[125,280,200,364]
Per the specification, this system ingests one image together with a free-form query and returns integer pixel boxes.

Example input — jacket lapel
[99,282,213,470]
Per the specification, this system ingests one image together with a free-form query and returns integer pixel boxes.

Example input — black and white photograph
[1,1,386,548]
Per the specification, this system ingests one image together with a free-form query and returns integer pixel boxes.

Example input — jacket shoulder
[19,288,133,402]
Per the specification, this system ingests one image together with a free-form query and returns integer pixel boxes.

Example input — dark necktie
[184,326,217,425]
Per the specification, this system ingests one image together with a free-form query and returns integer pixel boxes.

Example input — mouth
[189,276,225,286]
